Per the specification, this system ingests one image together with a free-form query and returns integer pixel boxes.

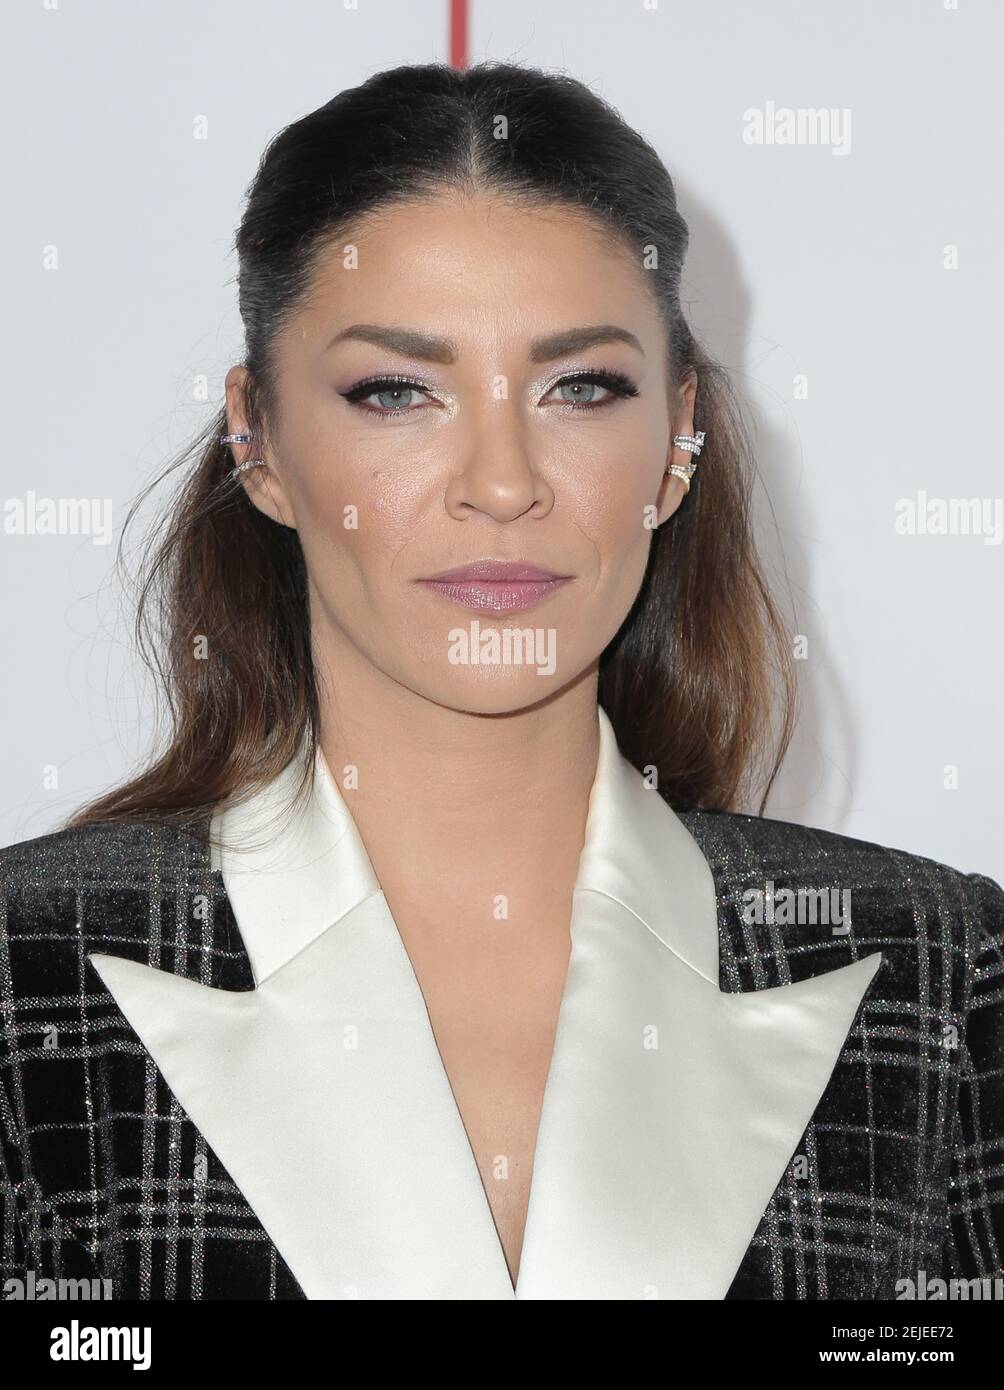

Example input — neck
[313,628,601,914]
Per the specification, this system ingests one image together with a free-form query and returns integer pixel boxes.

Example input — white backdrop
[2,0,1001,881]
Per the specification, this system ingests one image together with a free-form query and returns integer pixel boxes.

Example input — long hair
[67,61,796,833]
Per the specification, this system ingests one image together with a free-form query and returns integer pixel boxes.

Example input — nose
[442,398,554,523]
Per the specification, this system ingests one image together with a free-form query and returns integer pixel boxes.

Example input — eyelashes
[338,369,640,421]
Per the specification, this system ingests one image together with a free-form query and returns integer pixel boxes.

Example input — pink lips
[416,559,573,613]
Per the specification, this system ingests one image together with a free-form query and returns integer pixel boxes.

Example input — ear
[654,370,699,527]
[223,366,298,530]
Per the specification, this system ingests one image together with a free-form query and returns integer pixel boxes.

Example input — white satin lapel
[87,707,882,1301]
[513,726,882,1299]
[513,891,882,1299]
[88,734,516,1299]
[89,890,515,1300]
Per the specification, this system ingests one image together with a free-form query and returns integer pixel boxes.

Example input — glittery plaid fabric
[678,810,1004,1300]
[1,810,1001,1300]
[0,821,304,1301]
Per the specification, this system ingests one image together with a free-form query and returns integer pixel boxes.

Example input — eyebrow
[324,323,645,364]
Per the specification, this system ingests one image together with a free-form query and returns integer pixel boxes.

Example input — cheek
[289,459,431,603]
[273,375,428,555]
[568,443,663,586]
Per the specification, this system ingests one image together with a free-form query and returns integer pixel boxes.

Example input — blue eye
[339,369,639,420]
[340,375,433,416]
[546,372,638,407]
[350,383,426,411]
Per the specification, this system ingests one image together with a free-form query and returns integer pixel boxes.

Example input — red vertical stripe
[449,0,468,70]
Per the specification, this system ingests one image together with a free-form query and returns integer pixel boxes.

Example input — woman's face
[226,192,696,714]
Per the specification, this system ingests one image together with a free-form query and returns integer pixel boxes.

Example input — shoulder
[0,817,215,954]
[1,818,176,883]
[0,815,252,1037]
[677,802,1000,896]
[0,816,212,882]
[676,804,1003,972]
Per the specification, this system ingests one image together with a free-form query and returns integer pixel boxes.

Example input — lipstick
[416,559,573,613]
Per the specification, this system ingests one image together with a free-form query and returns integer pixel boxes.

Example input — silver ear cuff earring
[220,432,267,479]
[666,431,706,492]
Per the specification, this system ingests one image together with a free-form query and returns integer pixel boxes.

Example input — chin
[421,669,572,717]
[391,616,578,697]
[385,647,587,715]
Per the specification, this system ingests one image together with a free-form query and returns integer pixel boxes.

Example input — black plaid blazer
[1,809,1002,1300]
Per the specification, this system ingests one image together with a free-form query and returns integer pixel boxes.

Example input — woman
[1,61,1001,1303]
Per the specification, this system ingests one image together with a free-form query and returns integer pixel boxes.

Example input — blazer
[1,705,1002,1301]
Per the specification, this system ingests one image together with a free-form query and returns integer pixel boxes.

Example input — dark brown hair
[67,60,796,833]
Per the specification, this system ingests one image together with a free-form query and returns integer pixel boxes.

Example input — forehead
[293,192,661,352]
